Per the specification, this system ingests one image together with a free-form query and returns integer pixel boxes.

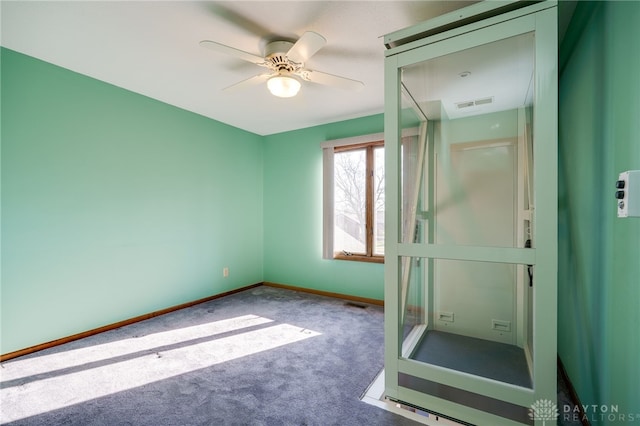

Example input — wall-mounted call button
[617,170,640,218]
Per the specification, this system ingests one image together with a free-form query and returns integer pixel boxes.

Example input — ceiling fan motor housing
[265,40,299,73]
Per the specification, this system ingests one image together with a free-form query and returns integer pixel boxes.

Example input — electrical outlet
[223,267,229,278]
[492,319,511,332]
[438,311,454,323]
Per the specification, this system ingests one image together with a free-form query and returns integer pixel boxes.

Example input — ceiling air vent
[456,96,494,109]
[474,96,493,105]
[456,101,475,109]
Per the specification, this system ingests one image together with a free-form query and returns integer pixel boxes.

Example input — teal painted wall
[1,48,264,354]
[558,2,640,419]
[263,115,385,300]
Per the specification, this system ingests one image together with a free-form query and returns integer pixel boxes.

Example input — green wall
[263,115,385,300]
[558,1,640,419]
[1,48,264,354]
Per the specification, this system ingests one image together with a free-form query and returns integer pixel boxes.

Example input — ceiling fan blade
[203,3,271,39]
[297,69,364,91]
[200,40,266,65]
[223,73,272,92]
[286,31,326,64]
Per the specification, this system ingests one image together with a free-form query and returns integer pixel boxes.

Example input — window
[322,135,385,263]
[333,142,385,261]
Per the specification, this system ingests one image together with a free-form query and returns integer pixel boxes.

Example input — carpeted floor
[1,286,420,426]
[1,285,583,426]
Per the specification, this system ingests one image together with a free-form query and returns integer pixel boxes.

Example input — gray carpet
[1,286,419,426]
[1,286,583,426]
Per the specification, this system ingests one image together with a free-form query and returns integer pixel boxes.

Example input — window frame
[332,140,385,263]
[320,133,384,263]
[322,129,419,263]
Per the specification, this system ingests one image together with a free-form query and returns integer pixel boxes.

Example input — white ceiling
[0,1,477,136]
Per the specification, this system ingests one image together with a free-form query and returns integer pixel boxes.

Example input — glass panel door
[398,31,536,386]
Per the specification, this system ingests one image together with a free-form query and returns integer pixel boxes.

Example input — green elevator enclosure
[383,2,558,424]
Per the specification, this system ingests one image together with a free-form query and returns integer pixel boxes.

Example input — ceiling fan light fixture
[267,75,301,98]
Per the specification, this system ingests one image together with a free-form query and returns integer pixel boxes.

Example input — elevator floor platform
[410,330,532,388]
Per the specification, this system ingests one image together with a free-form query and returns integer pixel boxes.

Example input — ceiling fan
[200,31,364,98]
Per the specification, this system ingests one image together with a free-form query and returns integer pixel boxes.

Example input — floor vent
[345,301,368,309]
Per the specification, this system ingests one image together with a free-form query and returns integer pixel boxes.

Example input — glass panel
[436,140,517,247]
[373,146,385,255]
[399,89,428,246]
[401,32,535,249]
[334,148,366,254]
[401,257,533,389]
[400,256,428,357]
[400,134,425,245]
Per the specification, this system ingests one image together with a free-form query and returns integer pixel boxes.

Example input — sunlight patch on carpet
[1,314,272,382]
[0,316,320,423]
